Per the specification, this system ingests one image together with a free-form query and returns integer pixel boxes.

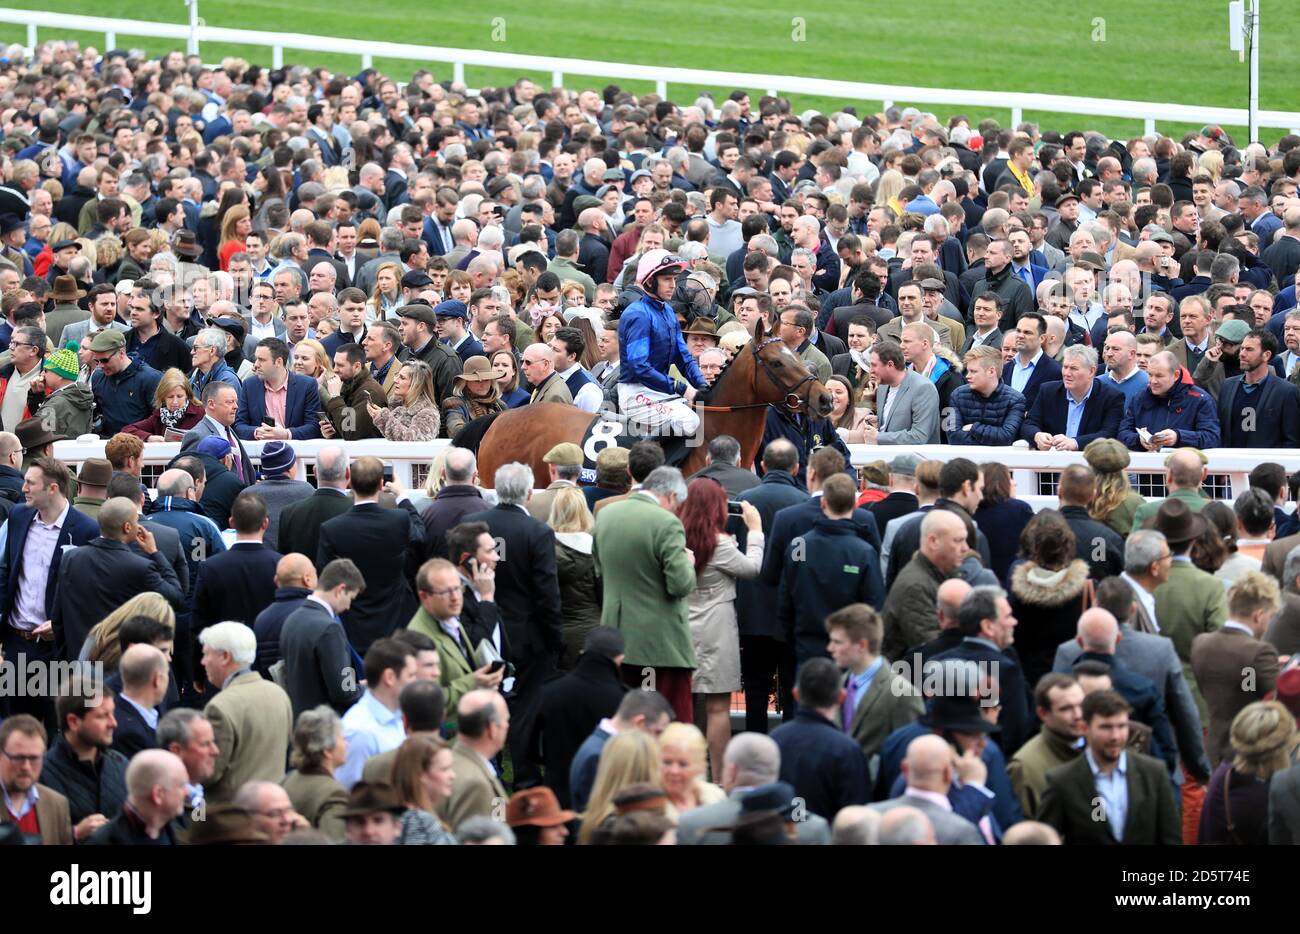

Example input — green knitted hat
[44,343,80,381]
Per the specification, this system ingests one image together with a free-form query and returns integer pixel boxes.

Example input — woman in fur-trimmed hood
[1007,509,1092,686]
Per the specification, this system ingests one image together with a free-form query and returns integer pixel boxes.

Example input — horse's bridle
[695,336,819,413]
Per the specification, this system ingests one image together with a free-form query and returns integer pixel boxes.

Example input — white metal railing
[4,9,1299,137]
[49,438,1299,511]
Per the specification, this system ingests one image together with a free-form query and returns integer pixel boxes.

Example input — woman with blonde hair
[218,203,252,271]
[371,359,441,441]
[410,445,452,513]
[579,730,663,845]
[123,367,205,440]
[95,235,123,277]
[390,734,458,845]
[1198,149,1224,183]
[81,593,176,671]
[549,486,601,667]
[875,169,907,216]
[291,337,333,389]
[1200,699,1296,845]
[368,262,402,320]
[281,705,350,841]
[658,722,726,814]
[1083,439,1145,537]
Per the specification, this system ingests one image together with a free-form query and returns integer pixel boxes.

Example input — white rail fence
[5,9,1300,137]
[50,438,1300,513]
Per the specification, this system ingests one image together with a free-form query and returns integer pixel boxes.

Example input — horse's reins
[693,336,818,413]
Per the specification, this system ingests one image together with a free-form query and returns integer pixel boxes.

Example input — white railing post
[361,52,372,69]
[1011,105,1022,127]
[105,30,115,50]
[452,60,464,86]
[186,0,199,56]
[766,88,776,97]
[26,22,35,53]
[882,99,893,112]
[272,44,283,69]
[551,69,562,90]
[1144,117,1156,136]
[655,78,666,98]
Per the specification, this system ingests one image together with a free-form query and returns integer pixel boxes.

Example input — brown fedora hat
[51,275,87,302]
[682,317,719,341]
[15,416,64,451]
[172,229,202,259]
[77,457,113,487]
[1150,497,1207,545]
[506,786,576,828]
[339,781,405,819]
[454,355,496,383]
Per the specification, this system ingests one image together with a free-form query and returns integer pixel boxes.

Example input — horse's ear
[752,314,766,342]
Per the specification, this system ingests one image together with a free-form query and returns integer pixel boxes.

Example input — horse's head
[749,317,833,417]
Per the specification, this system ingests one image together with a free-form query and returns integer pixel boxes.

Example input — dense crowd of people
[1,37,1300,847]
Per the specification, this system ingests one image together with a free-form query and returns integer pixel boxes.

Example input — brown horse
[478,318,832,488]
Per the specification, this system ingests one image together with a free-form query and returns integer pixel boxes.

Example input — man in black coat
[191,491,283,641]
[419,447,487,559]
[1057,465,1124,581]
[52,498,184,662]
[40,691,129,831]
[884,458,993,591]
[770,658,871,820]
[177,442,247,529]
[109,645,170,760]
[933,586,1034,756]
[465,462,565,788]
[735,440,809,732]
[279,558,366,718]
[84,749,188,846]
[276,445,352,561]
[253,554,316,678]
[867,454,922,533]
[687,435,760,499]
[776,476,885,667]
[1021,370,1126,451]
[317,456,425,652]
[527,627,628,808]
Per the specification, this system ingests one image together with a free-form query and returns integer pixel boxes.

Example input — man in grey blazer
[862,340,941,444]
[182,382,256,484]
[868,734,983,844]
[60,283,129,351]
[1053,574,1212,785]
[676,734,830,845]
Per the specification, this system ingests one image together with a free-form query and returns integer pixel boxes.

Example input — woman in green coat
[1085,438,1147,538]
[549,487,601,669]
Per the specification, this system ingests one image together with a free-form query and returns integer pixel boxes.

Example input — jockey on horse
[617,248,710,450]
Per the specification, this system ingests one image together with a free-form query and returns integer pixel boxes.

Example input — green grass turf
[2,0,1295,142]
